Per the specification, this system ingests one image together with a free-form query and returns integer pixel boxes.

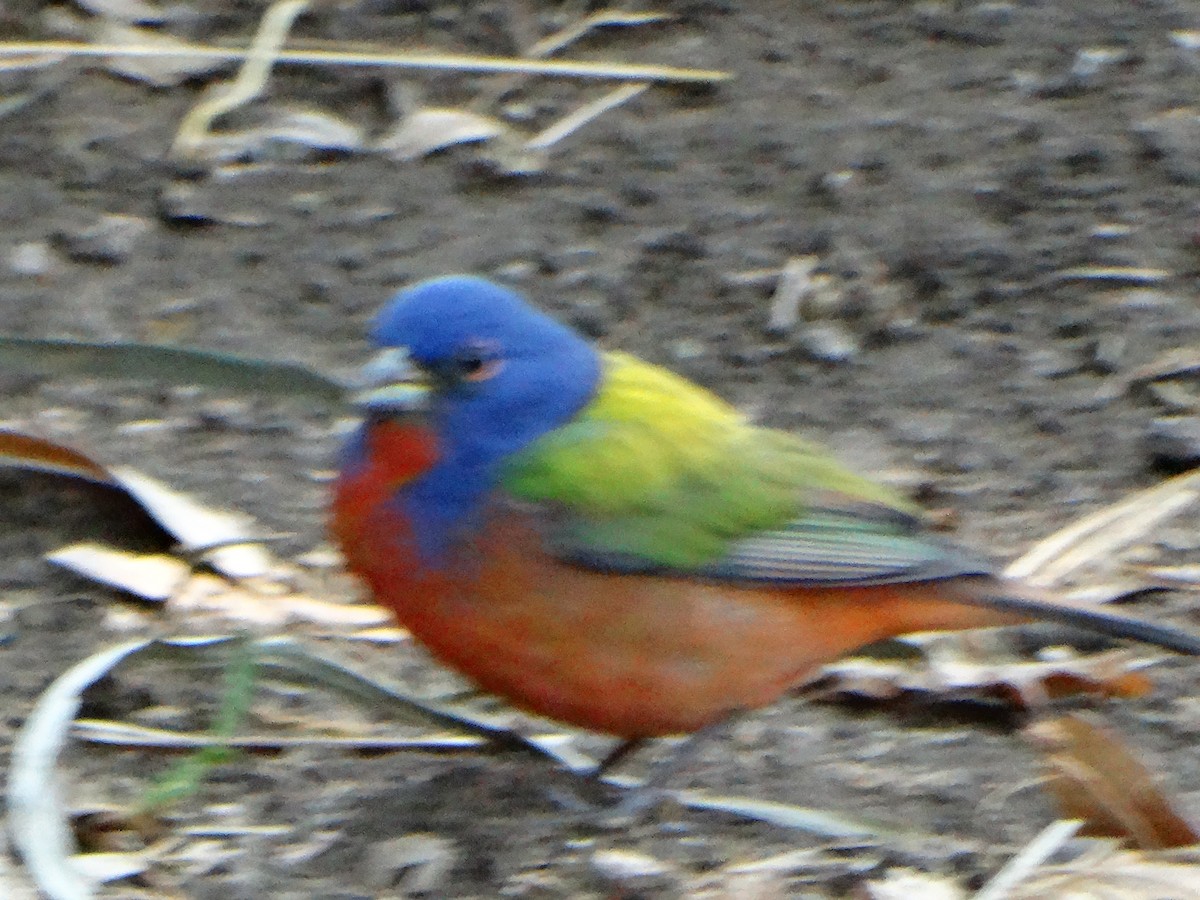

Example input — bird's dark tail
[946,576,1200,656]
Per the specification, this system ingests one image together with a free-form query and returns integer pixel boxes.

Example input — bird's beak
[350,348,430,415]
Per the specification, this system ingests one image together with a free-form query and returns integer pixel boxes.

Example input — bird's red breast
[332,420,438,573]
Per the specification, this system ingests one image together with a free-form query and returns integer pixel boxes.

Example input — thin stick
[526,10,675,58]
[1004,468,1200,585]
[0,41,732,84]
[973,819,1083,900]
[172,0,310,156]
[525,82,648,151]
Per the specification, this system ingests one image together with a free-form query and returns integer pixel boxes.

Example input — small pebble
[798,322,859,363]
[912,0,1010,46]
[362,833,456,894]
[1133,110,1200,185]
[590,849,677,892]
[55,213,151,263]
[158,182,273,227]
[8,240,55,276]
[766,256,817,335]
[1088,334,1125,374]
[1026,346,1079,378]
[640,228,707,259]
[1145,417,1200,472]
[670,338,707,361]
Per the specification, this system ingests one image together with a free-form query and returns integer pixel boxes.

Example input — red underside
[332,425,1021,737]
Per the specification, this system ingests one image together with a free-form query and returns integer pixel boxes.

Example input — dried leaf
[3,428,387,632]
[70,853,148,884]
[1172,30,1200,50]
[8,640,148,900]
[974,820,1084,900]
[0,429,321,580]
[75,0,166,24]
[340,626,409,644]
[376,108,507,161]
[523,82,648,152]
[712,848,822,878]
[1006,845,1200,899]
[1096,347,1200,408]
[1146,381,1200,411]
[864,868,965,900]
[364,835,457,894]
[7,633,597,900]
[171,0,310,158]
[97,21,226,86]
[167,571,390,629]
[109,468,270,579]
[1125,348,1200,394]
[1005,468,1200,587]
[47,542,392,629]
[688,858,804,900]
[590,849,677,893]
[180,106,367,162]
[666,790,891,838]
[72,721,480,752]
[47,543,188,602]
[1054,266,1171,285]
[250,106,365,152]
[526,10,675,58]
[70,805,164,855]
[1135,564,1200,589]
[1027,714,1200,849]
[6,636,519,899]
[811,646,1156,708]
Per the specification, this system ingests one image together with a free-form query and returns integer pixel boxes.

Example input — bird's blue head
[357,275,601,471]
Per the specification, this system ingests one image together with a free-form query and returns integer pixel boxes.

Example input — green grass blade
[0,336,346,404]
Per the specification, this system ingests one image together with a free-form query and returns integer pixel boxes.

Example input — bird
[332,275,1200,748]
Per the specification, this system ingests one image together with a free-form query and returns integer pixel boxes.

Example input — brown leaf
[0,429,115,484]
[0,430,270,577]
[1026,714,1200,849]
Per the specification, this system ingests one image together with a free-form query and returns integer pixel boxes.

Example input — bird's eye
[457,352,484,375]
[453,341,503,382]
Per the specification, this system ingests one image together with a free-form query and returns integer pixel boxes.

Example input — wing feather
[500,352,992,585]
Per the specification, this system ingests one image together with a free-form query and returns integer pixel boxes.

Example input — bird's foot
[544,719,737,828]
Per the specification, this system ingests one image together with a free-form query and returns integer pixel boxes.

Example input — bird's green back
[501,351,989,584]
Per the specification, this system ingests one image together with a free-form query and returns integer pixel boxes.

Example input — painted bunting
[333,276,1200,740]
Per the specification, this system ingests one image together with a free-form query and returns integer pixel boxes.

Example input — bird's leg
[592,738,649,778]
[592,715,741,825]
[541,718,742,823]
[537,740,648,815]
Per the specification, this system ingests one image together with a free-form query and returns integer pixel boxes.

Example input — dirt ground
[4,1,1200,897]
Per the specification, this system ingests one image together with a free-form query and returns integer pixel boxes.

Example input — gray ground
[4,1,1200,896]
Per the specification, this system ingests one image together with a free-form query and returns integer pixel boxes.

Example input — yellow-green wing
[500,351,991,585]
